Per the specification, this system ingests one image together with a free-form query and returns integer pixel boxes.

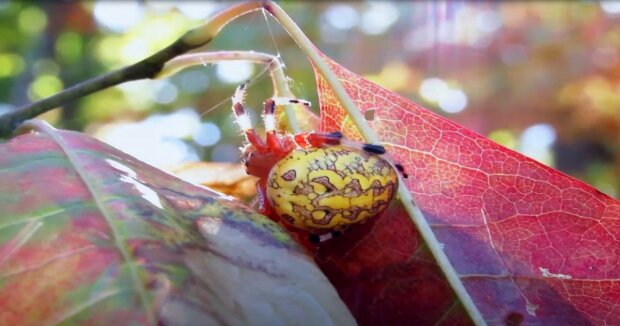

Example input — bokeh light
[419,78,448,102]
[0,53,24,77]
[475,11,502,34]
[360,3,399,35]
[143,108,201,139]
[179,70,210,94]
[55,32,83,63]
[117,80,157,110]
[153,80,178,105]
[28,75,63,100]
[175,2,216,20]
[193,122,221,147]
[0,104,14,115]
[212,143,240,163]
[93,1,144,33]
[323,4,359,30]
[17,6,47,35]
[419,78,468,113]
[488,129,518,150]
[438,88,467,114]
[216,61,254,84]
[94,108,203,168]
[518,124,557,166]
[600,1,620,15]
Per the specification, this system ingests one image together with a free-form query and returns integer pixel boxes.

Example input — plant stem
[262,1,485,324]
[158,51,300,133]
[0,1,265,137]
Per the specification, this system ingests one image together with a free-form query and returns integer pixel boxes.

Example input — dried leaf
[167,162,258,200]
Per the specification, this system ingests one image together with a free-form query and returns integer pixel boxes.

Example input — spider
[231,83,403,243]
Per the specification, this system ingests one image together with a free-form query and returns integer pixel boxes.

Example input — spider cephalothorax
[231,84,400,242]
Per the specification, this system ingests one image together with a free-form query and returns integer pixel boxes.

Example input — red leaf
[312,53,620,325]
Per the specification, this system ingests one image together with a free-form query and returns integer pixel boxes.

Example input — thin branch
[262,1,485,324]
[159,51,301,133]
[0,1,265,137]
[158,51,290,93]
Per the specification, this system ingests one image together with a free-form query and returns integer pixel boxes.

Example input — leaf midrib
[39,123,155,324]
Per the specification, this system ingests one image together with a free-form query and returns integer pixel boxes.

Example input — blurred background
[1,1,620,198]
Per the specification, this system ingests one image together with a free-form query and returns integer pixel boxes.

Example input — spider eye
[328,131,344,139]
[362,144,386,155]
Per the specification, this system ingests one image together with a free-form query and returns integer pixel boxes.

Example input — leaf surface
[312,53,620,325]
[0,120,355,325]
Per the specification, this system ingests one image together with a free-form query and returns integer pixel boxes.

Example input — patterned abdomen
[266,146,398,231]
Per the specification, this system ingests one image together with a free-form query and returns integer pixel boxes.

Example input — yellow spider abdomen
[266,146,399,231]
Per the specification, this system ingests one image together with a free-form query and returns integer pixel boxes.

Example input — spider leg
[293,131,343,148]
[264,96,346,154]
[339,140,412,178]
[293,131,387,153]
[231,84,268,152]
[256,179,277,220]
[262,98,287,156]
[296,132,392,157]
[262,97,313,157]
[341,140,410,179]
[394,163,409,179]
[271,97,312,107]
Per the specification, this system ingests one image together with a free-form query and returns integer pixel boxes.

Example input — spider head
[241,149,282,180]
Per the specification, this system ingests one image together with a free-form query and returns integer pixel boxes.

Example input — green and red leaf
[313,52,620,325]
[0,120,354,325]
